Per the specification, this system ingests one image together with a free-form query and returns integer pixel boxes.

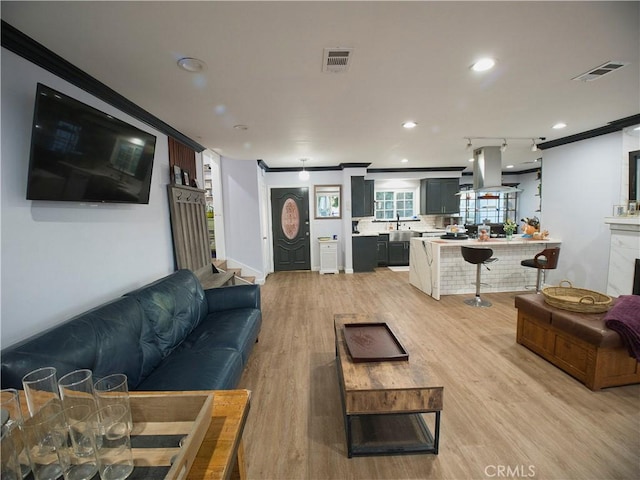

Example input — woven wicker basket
[542,280,613,313]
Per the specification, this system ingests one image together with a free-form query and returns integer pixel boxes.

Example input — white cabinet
[319,240,339,274]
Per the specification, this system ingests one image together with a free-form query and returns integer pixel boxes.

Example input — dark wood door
[388,241,409,266]
[351,177,375,217]
[271,188,311,271]
[352,236,377,272]
[423,178,460,214]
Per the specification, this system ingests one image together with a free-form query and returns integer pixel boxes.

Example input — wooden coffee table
[334,313,443,457]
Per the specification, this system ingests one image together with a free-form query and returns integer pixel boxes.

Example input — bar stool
[461,246,498,307]
[521,247,561,293]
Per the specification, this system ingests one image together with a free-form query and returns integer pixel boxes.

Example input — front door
[271,188,311,271]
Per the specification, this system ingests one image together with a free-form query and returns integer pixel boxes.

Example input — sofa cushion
[125,270,208,360]
[182,308,262,365]
[552,308,622,348]
[514,294,552,324]
[134,348,244,391]
[0,297,153,389]
[515,294,622,349]
[205,284,261,312]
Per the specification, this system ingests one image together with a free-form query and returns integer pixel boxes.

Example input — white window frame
[375,189,416,220]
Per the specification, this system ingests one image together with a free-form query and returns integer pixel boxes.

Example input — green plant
[503,218,517,234]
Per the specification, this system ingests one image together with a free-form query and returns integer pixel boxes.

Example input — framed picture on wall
[182,170,190,186]
[173,165,183,185]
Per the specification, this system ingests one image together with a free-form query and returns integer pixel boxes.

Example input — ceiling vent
[322,48,353,73]
[572,61,629,82]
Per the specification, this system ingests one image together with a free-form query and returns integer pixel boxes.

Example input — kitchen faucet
[396,213,400,230]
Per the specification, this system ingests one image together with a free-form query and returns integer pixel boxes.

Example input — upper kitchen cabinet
[420,178,460,215]
[351,176,374,217]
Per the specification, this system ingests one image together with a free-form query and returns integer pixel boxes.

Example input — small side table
[319,239,339,274]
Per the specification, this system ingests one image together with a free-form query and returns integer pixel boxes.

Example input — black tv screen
[26,83,157,204]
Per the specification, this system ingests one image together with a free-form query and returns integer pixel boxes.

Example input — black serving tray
[343,323,409,362]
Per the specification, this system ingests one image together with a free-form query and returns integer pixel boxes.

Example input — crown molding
[1,20,205,153]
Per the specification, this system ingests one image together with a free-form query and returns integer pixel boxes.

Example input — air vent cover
[573,61,628,82]
[322,48,353,73]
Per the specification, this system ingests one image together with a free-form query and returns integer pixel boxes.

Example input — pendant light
[299,159,310,180]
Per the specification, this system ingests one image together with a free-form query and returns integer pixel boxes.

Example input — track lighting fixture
[464,136,545,152]
[299,158,310,180]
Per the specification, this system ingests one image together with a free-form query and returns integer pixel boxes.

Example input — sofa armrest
[205,284,261,313]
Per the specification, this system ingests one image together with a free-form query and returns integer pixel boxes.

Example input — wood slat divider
[167,185,210,277]
[169,137,196,185]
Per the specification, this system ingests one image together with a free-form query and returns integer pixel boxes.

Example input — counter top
[353,228,446,237]
[413,236,561,246]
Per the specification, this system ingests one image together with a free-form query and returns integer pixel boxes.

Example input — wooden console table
[179,389,250,480]
[17,389,250,480]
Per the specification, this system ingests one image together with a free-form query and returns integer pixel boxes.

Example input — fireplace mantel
[604,216,640,296]
[604,216,640,229]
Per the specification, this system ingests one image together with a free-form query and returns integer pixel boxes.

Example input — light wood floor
[237,269,640,480]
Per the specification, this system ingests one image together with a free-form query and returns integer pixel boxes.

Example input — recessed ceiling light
[506,165,514,169]
[471,58,495,72]
[468,158,474,162]
[402,121,417,129]
[552,122,567,129]
[401,158,409,163]
[177,57,207,73]
[233,124,249,131]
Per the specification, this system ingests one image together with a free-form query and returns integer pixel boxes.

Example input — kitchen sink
[388,230,421,242]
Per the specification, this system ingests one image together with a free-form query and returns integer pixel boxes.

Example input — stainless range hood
[470,146,521,193]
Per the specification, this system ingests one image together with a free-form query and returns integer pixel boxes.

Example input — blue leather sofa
[1,269,261,391]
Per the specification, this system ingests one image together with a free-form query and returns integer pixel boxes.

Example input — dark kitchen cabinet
[352,235,378,272]
[377,234,389,266]
[420,178,460,215]
[388,241,410,266]
[351,176,375,217]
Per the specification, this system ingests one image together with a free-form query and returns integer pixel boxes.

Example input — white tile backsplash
[355,215,440,234]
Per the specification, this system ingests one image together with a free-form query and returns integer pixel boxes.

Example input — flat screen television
[26,83,157,204]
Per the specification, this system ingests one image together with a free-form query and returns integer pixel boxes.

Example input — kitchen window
[375,191,415,220]
[459,189,518,225]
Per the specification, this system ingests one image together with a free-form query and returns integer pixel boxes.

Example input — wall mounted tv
[26,83,157,204]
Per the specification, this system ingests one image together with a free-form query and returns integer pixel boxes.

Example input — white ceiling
[2,1,639,172]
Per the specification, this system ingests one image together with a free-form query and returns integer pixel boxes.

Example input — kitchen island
[409,236,562,300]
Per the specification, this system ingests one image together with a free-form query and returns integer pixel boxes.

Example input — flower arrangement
[503,218,518,235]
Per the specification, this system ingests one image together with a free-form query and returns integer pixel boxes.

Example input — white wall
[0,49,175,348]
[220,158,264,280]
[542,132,622,291]
[515,170,540,225]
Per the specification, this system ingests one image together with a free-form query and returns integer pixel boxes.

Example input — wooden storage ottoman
[514,294,640,390]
